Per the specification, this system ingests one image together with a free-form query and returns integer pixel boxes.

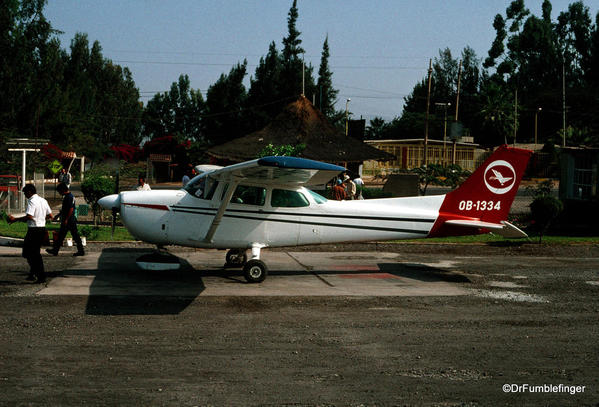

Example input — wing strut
[204,180,239,243]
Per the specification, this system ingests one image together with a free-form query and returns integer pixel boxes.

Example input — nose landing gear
[224,244,268,283]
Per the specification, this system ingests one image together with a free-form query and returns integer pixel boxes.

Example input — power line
[113,59,424,71]
[108,49,430,61]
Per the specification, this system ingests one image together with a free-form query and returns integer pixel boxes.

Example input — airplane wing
[444,219,528,238]
[207,156,346,186]
[203,156,345,243]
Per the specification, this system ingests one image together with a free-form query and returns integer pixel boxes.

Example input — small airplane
[98,144,532,283]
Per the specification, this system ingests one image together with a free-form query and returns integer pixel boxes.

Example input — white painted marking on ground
[471,289,548,303]
[488,281,528,288]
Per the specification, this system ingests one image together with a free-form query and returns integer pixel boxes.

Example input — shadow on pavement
[378,263,471,283]
[85,248,205,316]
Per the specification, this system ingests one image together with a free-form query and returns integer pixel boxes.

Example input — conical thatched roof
[207,96,393,164]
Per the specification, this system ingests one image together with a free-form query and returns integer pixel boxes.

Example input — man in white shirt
[8,184,53,283]
[353,176,365,199]
[136,176,151,191]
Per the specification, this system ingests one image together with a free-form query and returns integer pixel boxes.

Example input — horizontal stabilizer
[445,219,528,238]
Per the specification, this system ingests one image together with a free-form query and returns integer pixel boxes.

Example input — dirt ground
[0,242,598,406]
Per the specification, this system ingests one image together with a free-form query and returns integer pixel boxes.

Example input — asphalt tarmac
[0,242,598,405]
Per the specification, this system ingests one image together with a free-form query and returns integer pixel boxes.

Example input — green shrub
[530,195,564,243]
[81,174,115,225]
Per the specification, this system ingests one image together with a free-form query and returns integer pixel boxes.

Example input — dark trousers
[53,218,84,253]
[23,227,46,279]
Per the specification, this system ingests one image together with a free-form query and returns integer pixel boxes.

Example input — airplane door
[265,212,299,246]
[298,220,321,245]
[167,192,212,245]
[266,188,310,246]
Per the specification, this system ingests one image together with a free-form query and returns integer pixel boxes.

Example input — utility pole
[436,102,451,166]
[345,98,351,136]
[452,60,462,165]
[562,62,566,147]
[513,89,518,147]
[301,54,305,97]
[534,107,542,145]
[423,58,432,167]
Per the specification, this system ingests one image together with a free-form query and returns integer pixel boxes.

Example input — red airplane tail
[428,145,533,238]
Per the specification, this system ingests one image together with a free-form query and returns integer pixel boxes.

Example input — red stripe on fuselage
[123,203,170,211]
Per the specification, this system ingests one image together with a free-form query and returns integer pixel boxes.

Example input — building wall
[559,150,599,201]
[363,141,485,176]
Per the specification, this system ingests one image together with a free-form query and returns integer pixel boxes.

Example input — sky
[44,0,597,122]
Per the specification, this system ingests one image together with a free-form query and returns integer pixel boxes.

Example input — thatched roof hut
[206,96,393,165]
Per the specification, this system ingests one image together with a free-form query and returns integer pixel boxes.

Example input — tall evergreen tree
[247,41,283,130]
[316,35,338,118]
[204,61,248,145]
[279,0,315,100]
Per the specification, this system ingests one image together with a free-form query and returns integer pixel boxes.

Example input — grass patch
[0,219,135,241]
[401,233,599,245]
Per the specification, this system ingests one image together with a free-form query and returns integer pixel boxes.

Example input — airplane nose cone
[98,194,121,210]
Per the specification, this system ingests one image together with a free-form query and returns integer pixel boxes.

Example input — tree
[482,0,599,145]
[479,80,515,145]
[279,0,315,101]
[365,117,389,140]
[247,42,283,131]
[81,168,115,226]
[410,163,470,196]
[142,74,205,142]
[204,61,248,145]
[258,143,306,158]
[0,0,55,137]
[316,35,338,119]
[530,195,563,243]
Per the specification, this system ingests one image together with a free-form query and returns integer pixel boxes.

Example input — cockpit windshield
[306,188,328,204]
[184,174,219,200]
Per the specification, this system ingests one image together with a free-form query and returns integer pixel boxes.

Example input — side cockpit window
[222,184,266,206]
[185,175,219,200]
[271,189,310,207]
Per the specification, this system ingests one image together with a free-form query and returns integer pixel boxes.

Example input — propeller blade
[111,207,117,239]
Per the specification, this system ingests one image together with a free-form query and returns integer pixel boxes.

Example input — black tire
[225,249,247,267]
[243,259,268,283]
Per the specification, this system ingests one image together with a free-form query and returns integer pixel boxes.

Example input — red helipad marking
[338,273,400,279]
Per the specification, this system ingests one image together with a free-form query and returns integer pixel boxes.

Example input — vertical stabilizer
[428,145,533,237]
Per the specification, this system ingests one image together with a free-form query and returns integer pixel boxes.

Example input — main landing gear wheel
[243,259,268,283]
[225,249,247,267]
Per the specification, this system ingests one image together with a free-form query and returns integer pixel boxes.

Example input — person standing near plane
[58,168,72,189]
[344,175,356,200]
[353,175,364,199]
[8,184,53,283]
[137,175,151,191]
[46,182,84,257]
[331,179,347,200]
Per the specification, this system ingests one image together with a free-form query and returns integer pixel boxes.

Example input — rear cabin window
[271,189,310,208]
[222,184,266,206]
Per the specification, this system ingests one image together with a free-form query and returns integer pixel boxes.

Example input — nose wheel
[225,244,268,283]
[243,259,268,283]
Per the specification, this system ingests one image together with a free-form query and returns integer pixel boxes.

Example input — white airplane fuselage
[117,186,445,249]
[97,147,532,282]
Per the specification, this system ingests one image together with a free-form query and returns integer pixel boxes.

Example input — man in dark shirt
[46,182,85,257]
